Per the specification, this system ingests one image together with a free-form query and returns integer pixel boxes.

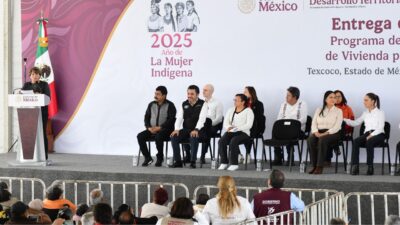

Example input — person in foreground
[344,93,385,176]
[156,197,207,225]
[252,169,305,223]
[202,176,255,224]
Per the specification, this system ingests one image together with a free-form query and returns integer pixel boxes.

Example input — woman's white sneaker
[227,165,239,171]
[218,164,228,170]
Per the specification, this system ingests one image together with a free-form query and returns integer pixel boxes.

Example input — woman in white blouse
[344,93,385,175]
[308,91,343,175]
[218,94,254,171]
[202,176,255,225]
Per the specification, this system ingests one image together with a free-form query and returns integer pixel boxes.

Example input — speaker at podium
[8,93,50,166]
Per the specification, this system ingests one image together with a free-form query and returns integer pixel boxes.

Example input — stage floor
[0,152,399,193]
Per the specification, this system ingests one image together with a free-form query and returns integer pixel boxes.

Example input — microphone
[23,58,27,84]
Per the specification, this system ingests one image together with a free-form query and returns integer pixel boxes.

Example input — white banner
[55,0,400,163]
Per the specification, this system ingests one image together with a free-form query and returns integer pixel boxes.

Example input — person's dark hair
[366,92,381,109]
[269,169,285,189]
[235,94,248,106]
[0,183,11,202]
[156,86,168,96]
[170,197,194,219]
[58,206,73,220]
[287,86,300,100]
[94,203,112,225]
[319,90,335,117]
[187,85,200,94]
[154,187,168,205]
[76,204,89,217]
[118,211,135,225]
[29,67,41,76]
[46,186,63,200]
[245,86,258,103]
[196,193,209,205]
[113,204,131,224]
[334,90,347,105]
[10,201,28,221]
[330,217,346,225]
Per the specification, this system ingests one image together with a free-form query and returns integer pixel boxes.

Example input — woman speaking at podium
[21,66,51,161]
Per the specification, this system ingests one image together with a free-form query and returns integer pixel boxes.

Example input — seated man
[198,84,223,163]
[170,85,206,169]
[137,86,176,167]
[252,169,304,222]
[274,87,308,166]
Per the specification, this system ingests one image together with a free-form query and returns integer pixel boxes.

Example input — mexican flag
[35,14,58,118]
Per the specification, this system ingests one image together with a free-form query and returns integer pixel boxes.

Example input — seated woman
[217,94,254,171]
[243,86,265,164]
[202,176,255,224]
[155,197,206,225]
[42,185,76,221]
[140,187,169,219]
[308,91,343,175]
[325,90,355,166]
[344,93,385,176]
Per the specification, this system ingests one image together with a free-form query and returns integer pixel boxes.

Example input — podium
[8,94,50,166]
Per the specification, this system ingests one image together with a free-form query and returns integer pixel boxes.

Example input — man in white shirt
[197,84,224,164]
[274,87,308,166]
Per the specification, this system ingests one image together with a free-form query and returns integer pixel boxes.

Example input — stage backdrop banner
[22,0,400,159]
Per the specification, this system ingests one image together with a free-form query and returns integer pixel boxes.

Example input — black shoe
[351,165,359,175]
[200,157,206,164]
[142,157,153,167]
[272,159,283,166]
[155,158,163,167]
[190,161,196,169]
[169,162,183,168]
[366,166,374,175]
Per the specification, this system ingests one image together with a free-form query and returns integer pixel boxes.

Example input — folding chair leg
[213,138,216,161]
[387,145,391,174]
[137,150,141,166]
[297,143,302,164]
[305,146,309,170]
[245,148,248,170]
[268,146,272,169]
[342,143,347,172]
[253,139,258,167]
[165,141,169,162]
[209,140,214,160]
[382,147,385,175]
[289,146,294,172]
[335,150,339,174]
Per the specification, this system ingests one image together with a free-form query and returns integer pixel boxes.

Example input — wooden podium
[8,94,50,166]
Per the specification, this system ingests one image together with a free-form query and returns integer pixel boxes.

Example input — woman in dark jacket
[21,67,51,160]
[243,86,265,162]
